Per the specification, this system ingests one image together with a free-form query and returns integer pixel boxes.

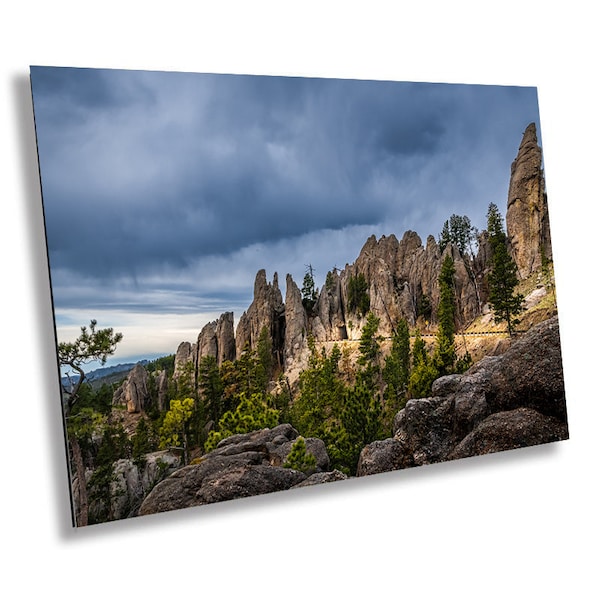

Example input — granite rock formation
[283,274,308,369]
[506,122,552,279]
[236,270,285,365]
[356,316,567,476]
[138,424,337,516]
[112,363,149,413]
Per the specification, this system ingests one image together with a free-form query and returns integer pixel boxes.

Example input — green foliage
[416,292,432,321]
[290,339,346,440]
[408,331,438,398]
[334,383,384,474]
[433,254,457,375]
[224,339,273,403]
[439,214,477,256]
[204,392,280,453]
[146,354,175,377]
[132,417,154,465]
[382,318,410,429]
[325,270,335,293]
[87,421,131,524]
[486,203,524,336]
[347,273,370,317]
[159,397,195,464]
[302,265,318,312]
[198,355,224,423]
[58,319,123,412]
[356,312,382,392]
[175,360,197,401]
[283,437,317,474]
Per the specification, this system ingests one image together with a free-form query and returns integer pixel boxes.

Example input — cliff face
[165,122,552,382]
[506,122,552,279]
[235,270,285,364]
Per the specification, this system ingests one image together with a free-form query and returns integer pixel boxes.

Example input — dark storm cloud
[31,67,541,355]
[33,68,508,280]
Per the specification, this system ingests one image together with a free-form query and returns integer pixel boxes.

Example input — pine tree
[438,214,477,256]
[356,312,382,392]
[408,331,438,398]
[159,397,195,464]
[335,383,384,474]
[283,437,317,474]
[302,264,318,312]
[486,203,524,336]
[382,318,410,427]
[433,254,457,375]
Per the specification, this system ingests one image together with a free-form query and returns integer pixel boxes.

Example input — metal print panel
[30,66,568,527]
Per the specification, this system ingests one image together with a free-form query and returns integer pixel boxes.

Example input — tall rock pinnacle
[506,122,552,279]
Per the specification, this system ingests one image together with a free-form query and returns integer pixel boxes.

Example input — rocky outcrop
[156,369,169,413]
[196,312,236,368]
[138,424,334,516]
[81,450,181,523]
[236,270,285,365]
[173,341,195,384]
[314,230,482,340]
[357,316,567,476]
[506,122,552,279]
[215,312,236,366]
[312,268,347,342]
[112,363,149,413]
[283,274,308,369]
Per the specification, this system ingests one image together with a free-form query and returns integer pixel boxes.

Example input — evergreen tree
[198,355,224,424]
[486,203,524,336]
[382,318,410,428]
[438,214,477,256]
[347,273,370,316]
[204,392,280,452]
[336,383,384,474]
[301,264,318,312]
[132,417,153,465]
[159,397,195,465]
[433,254,457,375]
[291,339,345,440]
[408,331,438,398]
[58,319,122,527]
[283,437,317,474]
[356,312,382,392]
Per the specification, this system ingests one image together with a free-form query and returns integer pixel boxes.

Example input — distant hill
[61,361,148,391]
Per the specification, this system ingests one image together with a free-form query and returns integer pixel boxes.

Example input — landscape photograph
[30,66,568,527]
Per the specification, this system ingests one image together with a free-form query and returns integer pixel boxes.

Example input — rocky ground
[133,314,567,519]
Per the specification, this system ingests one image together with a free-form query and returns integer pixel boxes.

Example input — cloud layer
[31,67,541,363]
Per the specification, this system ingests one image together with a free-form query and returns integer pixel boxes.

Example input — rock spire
[506,122,552,279]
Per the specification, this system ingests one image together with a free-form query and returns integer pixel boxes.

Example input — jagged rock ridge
[150,122,553,395]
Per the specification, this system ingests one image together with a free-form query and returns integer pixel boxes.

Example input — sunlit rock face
[506,122,552,279]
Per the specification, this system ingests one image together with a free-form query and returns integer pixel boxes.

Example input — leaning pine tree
[486,203,524,336]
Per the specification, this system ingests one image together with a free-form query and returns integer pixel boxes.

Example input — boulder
[138,424,333,516]
[357,316,568,476]
[292,470,348,488]
[448,408,569,460]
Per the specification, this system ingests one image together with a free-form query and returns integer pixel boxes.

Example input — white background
[2,2,598,598]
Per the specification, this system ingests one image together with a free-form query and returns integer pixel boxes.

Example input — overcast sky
[30,66,541,367]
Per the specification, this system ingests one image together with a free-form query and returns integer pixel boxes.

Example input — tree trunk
[70,434,89,527]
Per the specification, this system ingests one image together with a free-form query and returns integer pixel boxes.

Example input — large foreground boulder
[138,424,337,516]
[357,316,568,476]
